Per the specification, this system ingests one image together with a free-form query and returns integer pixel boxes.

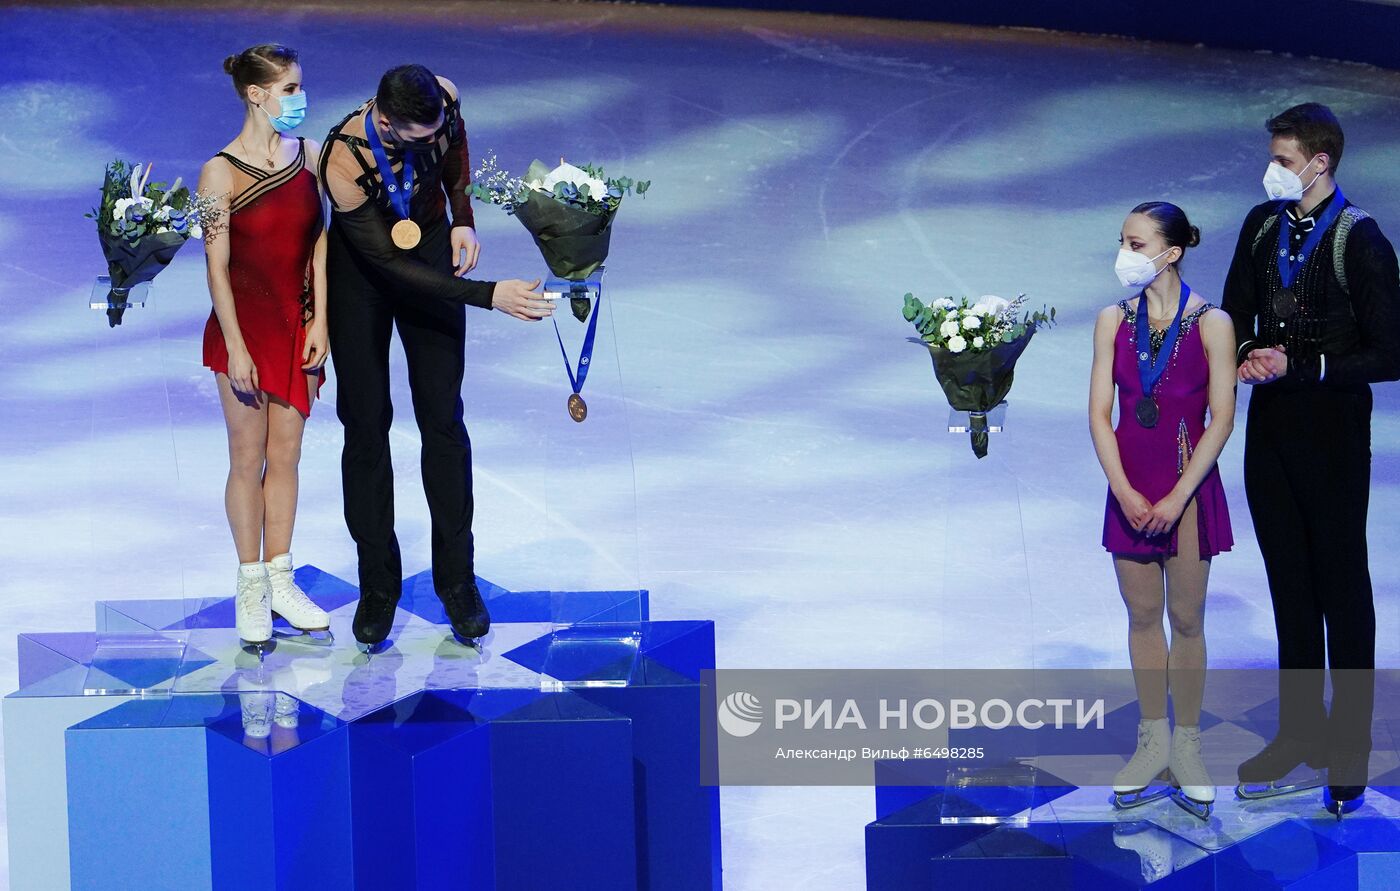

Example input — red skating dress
[202,137,325,415]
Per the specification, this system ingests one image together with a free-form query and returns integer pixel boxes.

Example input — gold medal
[391,219,421,250]
[567,393,587,423]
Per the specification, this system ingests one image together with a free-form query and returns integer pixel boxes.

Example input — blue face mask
[260,90,307,133]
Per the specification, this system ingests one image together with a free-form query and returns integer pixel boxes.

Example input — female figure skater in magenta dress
[1089,202,1237,819]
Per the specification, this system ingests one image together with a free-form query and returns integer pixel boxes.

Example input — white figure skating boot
[1112,823,1172,883]
[237,666,273,739]
[266,553,331,641]
[1168,725,1215,820]
[273,692,301,730]
[1112,718,1173,809]
[236,561,273,651]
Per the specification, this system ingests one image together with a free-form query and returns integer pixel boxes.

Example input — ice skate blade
[1235,772,1325,800]
[273,627,334,646]
[1170,789,1214,821]
[449,631,485,650]
[355,639,390,655]
[239,639,275,659]
[1323,788,1364,820]
[1110,785,1173,810]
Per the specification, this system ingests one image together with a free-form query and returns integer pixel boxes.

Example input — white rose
[542,161,592,191]
[940,319,961,338]
[973,336,985,349]
[947,335,968,353]
[933,297,957,311]
[971,294,1010,317]
[113,197,136,216]
[189,224,203,239]
[962,314,982,331]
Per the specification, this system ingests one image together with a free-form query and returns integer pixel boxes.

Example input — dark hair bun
[224,45,299,100]
[1130,201,1198,259]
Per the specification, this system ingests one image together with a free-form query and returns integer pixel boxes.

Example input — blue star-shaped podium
[4,566,722,891]
[865,702,1400,889]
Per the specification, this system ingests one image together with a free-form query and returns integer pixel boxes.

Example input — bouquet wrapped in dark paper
[472,156,648,321]
[903,293,1055,458]
[87,160,217,327]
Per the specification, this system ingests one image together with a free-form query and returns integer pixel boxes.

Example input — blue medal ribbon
[364,111,414,223]
[553,291,602,402]
[1135,277,1190,399]
[1274,188,1345,289]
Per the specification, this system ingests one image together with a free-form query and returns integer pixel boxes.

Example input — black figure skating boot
[1323,749,1368,819]
[352,585,400,653]
[1235,736,1325,800]
[439,580,491,645]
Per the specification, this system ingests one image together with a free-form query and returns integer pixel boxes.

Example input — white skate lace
[1124,724,1165,774]
[274,579,319,614]
[1172,728,1210,785]
[237,575,270,623]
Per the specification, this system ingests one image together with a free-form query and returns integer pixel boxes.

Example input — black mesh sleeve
[333,202,494,309]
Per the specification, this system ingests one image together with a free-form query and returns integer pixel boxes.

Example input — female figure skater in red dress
[199,44,331,648]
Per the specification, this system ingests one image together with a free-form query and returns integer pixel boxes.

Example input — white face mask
[1115,248,1171,289]
[1262,156,1324,202]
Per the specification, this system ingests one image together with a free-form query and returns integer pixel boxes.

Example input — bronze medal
[1135,396,1159,429]
[567,393,587,423]
[1272,287,1297,319]
[391,219,421,250]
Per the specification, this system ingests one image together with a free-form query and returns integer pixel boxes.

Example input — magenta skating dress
[1102,299,1233,559]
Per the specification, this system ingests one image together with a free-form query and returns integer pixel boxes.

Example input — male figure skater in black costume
[320,64,554,649]
[1222,103,1400,816]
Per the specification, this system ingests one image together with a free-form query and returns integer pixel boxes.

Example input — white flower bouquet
[903,293,1055,458]
[87,160,218,326]
[471,155,649,320]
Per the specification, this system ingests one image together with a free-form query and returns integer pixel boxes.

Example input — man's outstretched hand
[491,279,554,321]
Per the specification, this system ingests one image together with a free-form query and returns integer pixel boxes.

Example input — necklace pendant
[265,158,275,169]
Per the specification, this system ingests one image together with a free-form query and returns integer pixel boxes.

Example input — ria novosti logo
[717,691,764,737]
[717,692,1108,737]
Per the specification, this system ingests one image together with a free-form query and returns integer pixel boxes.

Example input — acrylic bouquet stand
[84,278,190,694]
[534,266,645,688]
[936,404,1039,824]
[89,276,152,311]
[947,401,1007,444]
[468,156,652,688]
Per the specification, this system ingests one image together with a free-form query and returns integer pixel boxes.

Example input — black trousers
[327,219,473,594]
[1243,383,1375,756]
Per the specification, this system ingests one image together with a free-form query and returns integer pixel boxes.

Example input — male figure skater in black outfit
[320,65,554,649]
[1223,103,1400,815]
